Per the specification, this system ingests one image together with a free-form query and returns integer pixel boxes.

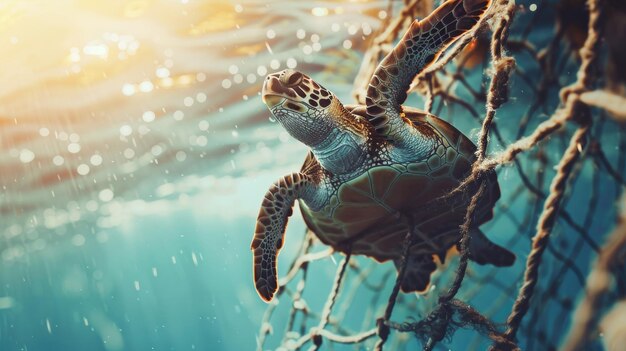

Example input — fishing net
[255,0,626,350]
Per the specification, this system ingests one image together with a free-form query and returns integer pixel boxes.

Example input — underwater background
[0,0,624,350]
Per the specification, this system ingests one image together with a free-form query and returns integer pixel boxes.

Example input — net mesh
[256,0,626,350]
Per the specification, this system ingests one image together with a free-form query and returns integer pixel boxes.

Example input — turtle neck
[311,127,368,175]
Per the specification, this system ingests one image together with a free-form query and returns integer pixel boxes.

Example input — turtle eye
[284,101,307,113]
[287,72,303,86]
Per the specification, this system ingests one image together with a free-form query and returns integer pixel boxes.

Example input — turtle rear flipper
[366,0,492,139]
[468,228,515,267]
[394,255,437,293]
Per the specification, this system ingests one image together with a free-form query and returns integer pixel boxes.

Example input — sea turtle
[251,0,515,302]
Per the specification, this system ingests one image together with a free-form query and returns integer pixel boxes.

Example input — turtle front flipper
[366,0,492,139]
[251,172,316,302]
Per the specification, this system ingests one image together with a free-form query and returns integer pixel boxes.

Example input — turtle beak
[262,94,285,108]
[261,72,295,109]
[262,74,286,108]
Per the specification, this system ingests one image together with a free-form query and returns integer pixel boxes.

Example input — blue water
[0,0,623,350]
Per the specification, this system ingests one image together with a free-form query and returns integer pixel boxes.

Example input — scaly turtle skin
[251,0,515,302]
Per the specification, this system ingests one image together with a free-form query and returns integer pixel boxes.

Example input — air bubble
[151,145,163,156]
[72,234,86,247]
[68,143,81,154]
[196,135,208,146]
[196,92,207,103]
[139,80,154,92]
[362,24,372,36]
[90,154,103,166]
[69,133,80,142]
[142,111,156,123]
[53,155,64,166]
[138,125,150,135]
[122,84,135,96]
[123,148,135,159]
[77,164,90,175]
[19,149,35,163]
[176,151,187,162]
[198,120,209,131]
[99,189,114,202]
[156,67,170,78]
[173,110,184,121]
[120,125,132,136]
[311,7,328,16]
[85,201,98,212]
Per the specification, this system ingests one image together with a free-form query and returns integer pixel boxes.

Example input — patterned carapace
[251,0,514,302]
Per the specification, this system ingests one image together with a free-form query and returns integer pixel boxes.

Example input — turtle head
[263,69,369,174]
[262,69,341,147]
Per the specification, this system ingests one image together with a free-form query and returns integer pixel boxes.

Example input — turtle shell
[299,106,500,262]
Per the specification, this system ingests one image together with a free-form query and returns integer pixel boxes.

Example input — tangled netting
[256,0,626,350]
